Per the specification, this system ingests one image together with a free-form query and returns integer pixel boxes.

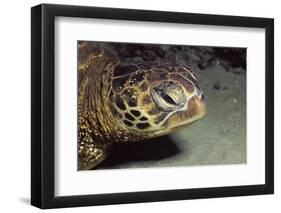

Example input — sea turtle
[78,42,206,170]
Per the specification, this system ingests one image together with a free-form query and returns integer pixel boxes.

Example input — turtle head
[109,62,206,138]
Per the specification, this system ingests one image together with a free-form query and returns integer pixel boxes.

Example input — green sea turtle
[78,42,206,170]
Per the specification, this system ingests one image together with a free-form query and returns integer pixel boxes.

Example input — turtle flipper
[78,143,111,170]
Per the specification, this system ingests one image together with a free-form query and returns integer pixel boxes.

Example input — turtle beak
[189,95,206,121]
[195,87,206,112]
[182,94,206,125]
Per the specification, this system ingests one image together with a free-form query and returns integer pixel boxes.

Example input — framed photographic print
[31,3,274,209]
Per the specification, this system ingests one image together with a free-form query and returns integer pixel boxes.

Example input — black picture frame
[31,3,274,209]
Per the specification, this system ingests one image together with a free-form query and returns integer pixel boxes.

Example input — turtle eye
[158,91,177,105]
[151,81,186,112]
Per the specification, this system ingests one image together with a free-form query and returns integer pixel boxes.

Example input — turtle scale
[113,64,139,77]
